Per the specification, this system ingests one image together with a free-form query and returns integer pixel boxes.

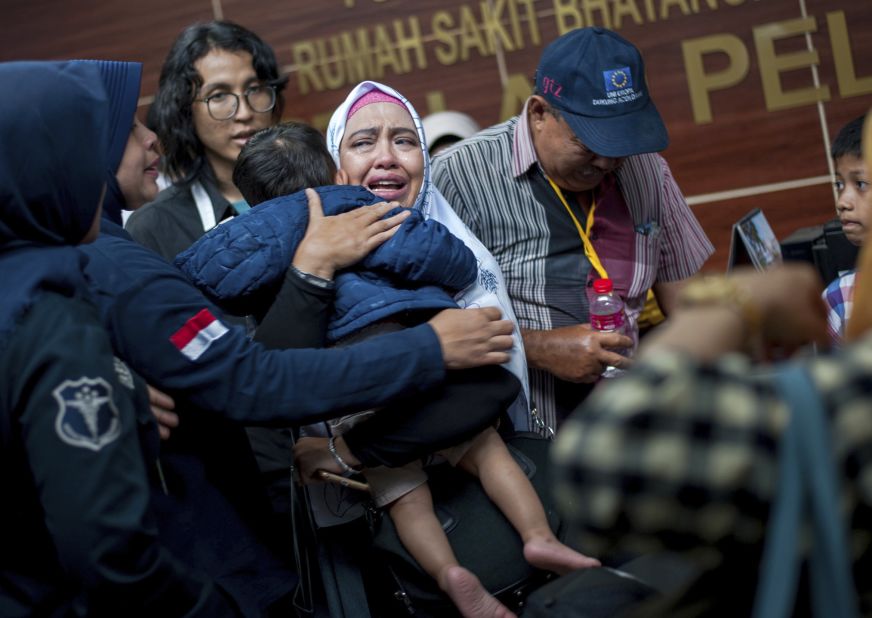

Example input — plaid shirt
[824,269,856,343]
[553,341,872,613]
[432,106,713,429]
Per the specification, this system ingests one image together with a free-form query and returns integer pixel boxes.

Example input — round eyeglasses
[195,85,277,121]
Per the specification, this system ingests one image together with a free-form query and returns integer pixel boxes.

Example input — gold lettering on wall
[294,41,323,94]
[500,73,534,120]
[481,0,517,52]
[512,0,542,47]
[425,91,448,115]
[510,0,541,47]
[395,18,427,72]
[316,38,346,90]
[682,34,749,124]
[340,30,375,84]
[553,0,584,34]
[457,5,490,60]
[659,0,692,20]
[581,0,612,29]
[753,17,830,111]
[689,0,719,10]
[550,0,742,32]
[612,0,644,28]
[296,0,867,129]
[291,18,426,93]
[432,11,459,65]
[827,10,872,98]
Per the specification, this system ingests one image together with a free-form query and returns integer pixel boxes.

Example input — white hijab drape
[327,81,531,429]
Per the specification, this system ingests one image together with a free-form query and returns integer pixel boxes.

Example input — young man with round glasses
[126,21,286,263]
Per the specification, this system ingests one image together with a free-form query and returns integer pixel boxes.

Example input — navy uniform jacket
[80,220,447,425]
[77,220,452,612]
[0,286,242,617]
[0,59,244,617]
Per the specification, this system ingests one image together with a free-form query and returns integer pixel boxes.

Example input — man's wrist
[519,328,548,370]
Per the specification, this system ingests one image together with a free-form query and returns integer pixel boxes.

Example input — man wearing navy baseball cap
[535,27,669,158]
[432,27,714,431]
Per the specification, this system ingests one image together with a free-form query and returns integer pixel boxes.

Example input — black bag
[522,567,659,618]
[367,432,562,617]
[523,552,702,618]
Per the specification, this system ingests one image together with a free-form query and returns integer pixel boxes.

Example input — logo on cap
[541,75,563,99]
[603,67,632,93]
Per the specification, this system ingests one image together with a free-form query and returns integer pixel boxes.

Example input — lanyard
[547,177,608,279]
[191,181,217,231]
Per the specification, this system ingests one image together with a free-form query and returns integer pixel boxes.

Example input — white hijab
[327,81,531,429]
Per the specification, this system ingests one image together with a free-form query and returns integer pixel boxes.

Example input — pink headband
[347,89,406,120]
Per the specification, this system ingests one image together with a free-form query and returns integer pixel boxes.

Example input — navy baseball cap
[534,27,668,158]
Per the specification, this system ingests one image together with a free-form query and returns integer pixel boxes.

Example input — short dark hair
[151,21,288,186]
[233,122,336,206]
[831,115,866,161]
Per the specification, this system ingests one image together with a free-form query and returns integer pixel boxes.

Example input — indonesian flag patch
[170,309,229,361]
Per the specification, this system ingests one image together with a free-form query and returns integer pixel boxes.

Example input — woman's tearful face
[339,102,424,208]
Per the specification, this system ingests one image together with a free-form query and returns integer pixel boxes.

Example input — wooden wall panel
[0,0,218,96]
[694,182,836,272]
[1,0,870,267]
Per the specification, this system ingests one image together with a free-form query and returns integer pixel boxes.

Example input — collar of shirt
[511,99,539,178]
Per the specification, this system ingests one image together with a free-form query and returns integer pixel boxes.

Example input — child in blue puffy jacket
[178,121,598,617]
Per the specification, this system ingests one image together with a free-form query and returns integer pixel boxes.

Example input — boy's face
[835,153,870,246]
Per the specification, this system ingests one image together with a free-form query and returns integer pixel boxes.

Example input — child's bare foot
[523,536,601,575]
[439,565,517,618]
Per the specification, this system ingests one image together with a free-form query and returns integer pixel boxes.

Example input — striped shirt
[431,107,713,429]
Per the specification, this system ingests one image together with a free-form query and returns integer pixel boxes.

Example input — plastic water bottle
[589,278,629,378]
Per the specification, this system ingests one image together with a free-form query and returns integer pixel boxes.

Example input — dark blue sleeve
[173,185,382,305]
[83,235,445,426]
[12,297,242,616]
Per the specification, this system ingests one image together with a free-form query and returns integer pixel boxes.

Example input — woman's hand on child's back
[429,307,514,369]
[292,188,409,280]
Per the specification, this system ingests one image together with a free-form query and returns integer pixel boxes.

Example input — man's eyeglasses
[195,85,276,121]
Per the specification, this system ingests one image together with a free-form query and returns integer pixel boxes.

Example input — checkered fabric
[553,339,872,612]
[824,270,856,343]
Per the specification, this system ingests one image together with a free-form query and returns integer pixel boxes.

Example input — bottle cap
[593,278,613,293]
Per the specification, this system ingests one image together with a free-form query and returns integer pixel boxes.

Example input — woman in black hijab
[0,60,242,618]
